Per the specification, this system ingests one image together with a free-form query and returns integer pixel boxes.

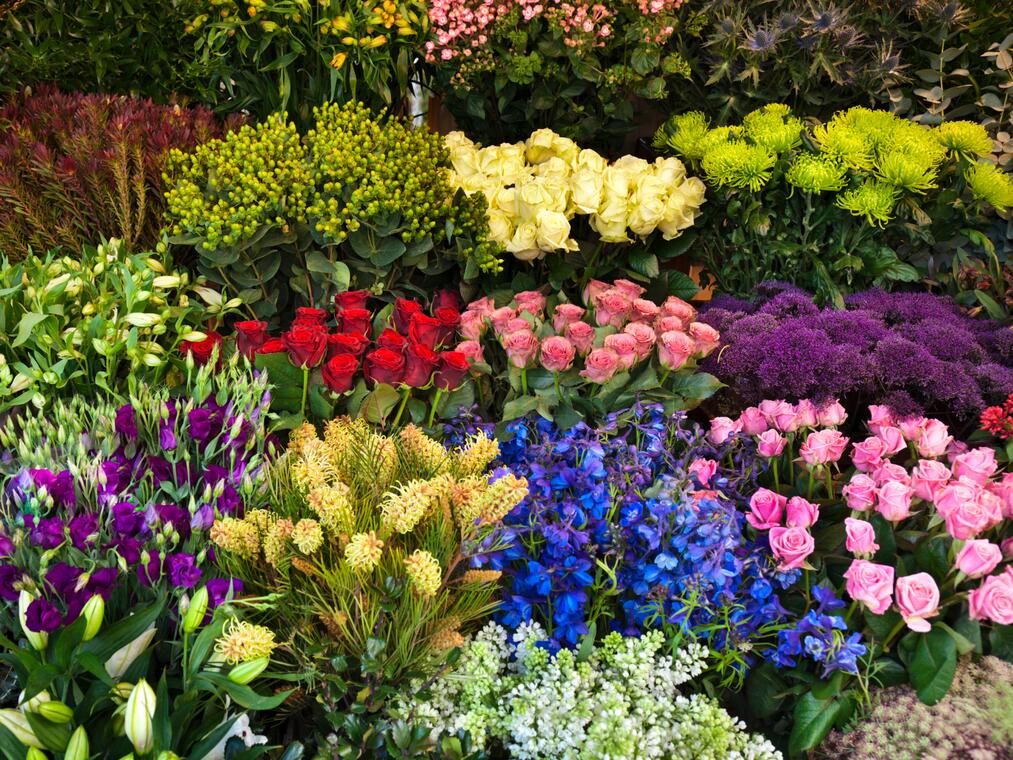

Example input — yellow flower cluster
[215,619,277,664]
[209,517,261,559]
[345,531,384,571]
[445,128,706,258]
[404,549,442,597]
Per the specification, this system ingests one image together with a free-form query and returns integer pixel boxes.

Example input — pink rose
[946,440,969,462]
[866,404,895,434]
[844,559,895,614]
[794,400,819,428]
[910,459,951,502]
[897,416,927,440]
[688,321,720,358]
[895,572,940,633]
[800,429,850,465]
[817,401,848,427]
[916,419,953,458]
[876,480,914,522]
[582,279,611,305]
[709,416,741,445]
[489,306,517,336]
[768,526,815,570]
[933,479,978,518]
[979,488,1004,526]
[786,496,820,528]
[738,407,768,435]
[689,458,718,487]
[654,315,686,333]
[968,570,1013,625]
[843,474,878,512]
[657,331,695,371]
[580,347,620,384]
[991,472,1013,519]
[565,321,596,355]
[501,329,540,369]
[593,288,632,328]
[944,494,993,540]
[872,462,910,486]
[604,333,639,370]
[629,298,660,323]
[852,436,888,472]
[759,400,798,433]
[756,430,787,458]
[1002,537,1013,560]
[464,296,495,318]
[612,278,646,300]
[845,518,879,556]
[661,296,696,323]
[459,309,488,341]
[747,488,786,530]
[514,290,546,317]
[539,336,576,373]
[622,322,657,360]
[952,447,998,485]
[552,303,586,332]
[955,539,1002,579]
[876,426,907,456]
[504,317,532,334]
[455,340,485,366]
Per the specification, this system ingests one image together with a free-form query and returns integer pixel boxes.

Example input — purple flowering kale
[701,284,1013,427]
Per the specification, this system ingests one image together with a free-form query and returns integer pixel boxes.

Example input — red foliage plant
[0,86,240,258]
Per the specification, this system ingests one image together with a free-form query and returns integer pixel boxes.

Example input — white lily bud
[124,679,156,755]
[18,591,48,651]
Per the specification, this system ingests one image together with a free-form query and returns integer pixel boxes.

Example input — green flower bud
[64,726,89,760]
[36,701,74,724]
[81,595,104,641]
[182,586,209,634]
[227,656,270,685]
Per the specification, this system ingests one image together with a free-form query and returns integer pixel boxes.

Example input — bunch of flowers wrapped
[455,279,720,422]
[210,417,528,681]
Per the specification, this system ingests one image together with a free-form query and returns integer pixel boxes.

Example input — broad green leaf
[788,693,849,756]
[909,627,957,705]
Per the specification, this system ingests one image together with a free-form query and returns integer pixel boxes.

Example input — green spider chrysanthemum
[837,179,898,226]
[935,121,994,161]
[965,162,1013,211]
[888,121,948,165]
[656,111,712,160]
[834,107,900,155]
[811,122,874,170]
[701,140,776,191]
[785,154,847,193]
[875,148,939,193]
[696,126,740,155]
[742,104,804,154]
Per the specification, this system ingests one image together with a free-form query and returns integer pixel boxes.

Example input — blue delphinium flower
[770,585,866,677]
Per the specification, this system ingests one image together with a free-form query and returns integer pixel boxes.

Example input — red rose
[376,328,408,353]
[393,298,424,333]
[292,307,329,327]
[363,347,405,387]
[432,289,464,313]
[257,338,286,355]
[334,289,371,313]
[433,307,461,348]
[322,354,359,394]
[403,341,438,387]
[435,350,469,390]
[234,321,268,360]
[181,330,223,366]
[327,332,370,359]
[282,324,328,368]
[409,312,442,350]
[337,308,372,337]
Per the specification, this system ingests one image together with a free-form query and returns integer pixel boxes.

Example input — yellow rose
[602,166,633,202]
[681,175,708,206]
[444,131,475,152]
[491,185,517,215]
[570,168,604,215]
[516,177,555,222]
[658,187,699,240]
[539,175,570,214]
[525,128,558,164]
[652,156,687,187]
[506,220,539,254]
[486,209,514,245]
[573,148,608,174]
[590,200,630,243]
[628,174,669,237]
[533,156,571,180]
[448,145,480,181]
[612,155,650,174]
[535,210,578,252]
[549,134,579,166]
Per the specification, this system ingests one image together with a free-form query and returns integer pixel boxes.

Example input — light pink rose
[852,436,888,472]
[657,331,695,371]
[565,321,596,355]
[759,399,797,432]
[582,279,611,306]
[794,400,819,428]
[612,278,646,300]
[897,416,927,440]
[934,478,978,518]
[944,494,993,540]
[1002,537,1013,561]
[910,459,951,502]
[946,440,969,463]
[876,426,907,456]
[876,480,914,522]
[952,447,998,485]
[978,488,1004,527]
[629,298,660,323]
[552,303,586,332]
[622,322,657,360]
[738,407,769,435]
[843,559,894,614]
[489,306,517,336]
[991,472,1013,519]
[661,296,696,323]
[786,496,820,528]
[504,317,532,334]
[580,347,621,384]
[688,321,720,358]
[459,310,488,341]
[464,296,495,318]
[709,416,741,445]
[654,315,686,333]
[866,404,895,435]
[800,429,850,465]
[845,518,879,556]
[955,539,1002,579]
[756,430,787,458]
[968,570,1013,625]
[817,401,848,427]
[501,329,540,369]
[895,572,940,633]
[689,458,718,487]
[603,333,639,370]
[768,526,815,570]
[843,473,878,512]
[539,336,576,373]
[872,462,910,486]
[593,288,632,328]
[455,340,485,366]
[514,290,546,317]
[747,488,786,530]
[916,419,953,458]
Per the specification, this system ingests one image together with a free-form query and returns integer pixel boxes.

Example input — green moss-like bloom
[935,120,994,160]
[785,154,847,193]
[836,179,898,225]
[966,161,1013,211]
[701,141,776,191]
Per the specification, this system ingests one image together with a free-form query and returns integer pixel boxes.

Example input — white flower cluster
[401,623,781,760]
[445,128,707,260]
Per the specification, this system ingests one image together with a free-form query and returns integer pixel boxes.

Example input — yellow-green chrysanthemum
[875,148,938,193]
[657,111,711,160]
[785,154,847,193]
[935,121,994,160]
[215,619,277,664]
[965,162,1013,211]
[404,549,442,597]
[742,104,804,154]
[344,531,384,572]
[811,123,874,170]
[836,179,898,226]
[701,141,776,191]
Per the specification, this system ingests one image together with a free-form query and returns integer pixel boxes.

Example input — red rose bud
[292,307,329,327]
[327,332,370,359]
[376,328,408,353]
[235,321,268,360]
[337,308,372,336]
[433,307,462,348]
[180,330,223,366]
[403,341,438,387]
[436,351,469,390]
[257,338,286,355]
[363,347,406,387]
[409,312,442,350]
[432,288,465,313]
[282,324,328,368]
[334,289,370,314]
[393,298,423,333]
[322,354,359,394]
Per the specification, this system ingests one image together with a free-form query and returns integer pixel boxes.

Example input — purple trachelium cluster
[701,283,1013,424]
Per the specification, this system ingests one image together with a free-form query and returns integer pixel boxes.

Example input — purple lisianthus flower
[188,401,224,444]
[29,516,65,549]
[44,562,83,597]
[86,567,118,598]
[0,565,20,601]
[5,470,33,505]
[0,535,13,557]
[154,503,191,542]
[207,577,243,607]
[108,536,142,565]
[28,468,76,507]
[69,514,100,550]
[216,483,241,516]
[112,501,145,536]
[166,553,201,588]
[136,553,163,587]
[25,598,62,633]
[159,423,177,452]
[115,405,138,440]
[190,504,215,532]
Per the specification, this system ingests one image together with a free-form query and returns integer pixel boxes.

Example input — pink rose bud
[459,310,488,341]
[843,559,895,614]
[501,329,540,369]
[794,400,819,428]
[582,279,612,306]
[504,317,531,334]
[709,416,741,445]
[629,298,660,323]
[897,416,927,440]
[552,303,586,332]
[758,400,797,432]
[580,347,621,384]
[1001,537,1013,560]
[910,459,951,501]
[876,480,914,522]
[968,570,1013,625]
[738,407,768,435]
[603,333,639,370]
[944,493,993,540]
[952,447,998,486]
[817,401,847,427]
[843,473,878,512]
[660,295,696,323]
[654,315,686,333]
[756,430,787,458]
[465,296,495,318]
[852,436,888,472]
[747,488,786,530]
[895,572,940,633]
[768,526,815,570]
[489,306,517,336]
[955,539,1002,579]
[612,278,646,300]
[689,458,718,487]
[539,336,576,373]
[593,288,632,329]
[657,331,695,371]
[622,322,657,360]
[872,462,910,486]
[916,419,952,458]
[514,290,546,317]
[786,496,820,528]
[876,426,907,456]
[866,404,895,434]
[688,321,720,358]
[455,340,485,366]
[845,517,879,556]
[991,472,1013,519]
[800,429,850,465]
[564,321,596,355]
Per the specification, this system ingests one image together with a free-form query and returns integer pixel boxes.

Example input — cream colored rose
[628,174,669,237]
[549,134,579,166]
[570,167,604,215]
[573,148,608,174]
[681,176,708,206]
[486,209,514,245]
[444,131,475,152]
[525,128,558,164]
[658,187,700,240]
[602,166,633,202]
[652,156,687,187]
[496,143,528,180]
[612,155,650,174]
[590,200,630,243]
[533,156,571,180]
[491,185,518,216]
[448,145,480,180]
[507,220,539,254]
[516,178,555,222]
[535,210,579,252]
[539,175,570,214]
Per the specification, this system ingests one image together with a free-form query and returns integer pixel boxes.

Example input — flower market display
[1,2,1012,759]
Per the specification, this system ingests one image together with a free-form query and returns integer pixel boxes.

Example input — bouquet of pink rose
[456,278,722,425]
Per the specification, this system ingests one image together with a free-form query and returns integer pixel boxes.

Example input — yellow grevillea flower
[215,619,277,664]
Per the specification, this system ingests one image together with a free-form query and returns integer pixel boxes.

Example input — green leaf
[630,45,660,76]
[12,313,50,348]
[664,270,699,300]
[80,599,164,662]
[501,395,540,421]
[0,725,28,760]
[194,672,293,710]
[665,371,723,402]
[788,693,849,757]
[872,657,908,688]
[908,627,957,705]
[990,624,1013,662]
[359,384,401,424]
[745,663,787,720]
[864,608,902,643]
[254,351,304,414]
[627,250,659,279]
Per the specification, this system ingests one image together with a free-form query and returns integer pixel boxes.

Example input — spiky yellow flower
[453,433,500,477]
[447,475,486,526]
[470,473,528,525]
[658,111,711,160]
[245,509,275,534]
[836,179,898,226]
[785,154,847,193]
[322,416,369,460]
[291,439,337,490]
[215,619,277,664]
[287,421,319,455]
[398,425,449,474]
[966,162,1013,212]
[344,531,384,572]
[404,549,442,597]
[379,479,433,533]
[307,483,354,534]
[742,104,804,154]
[701,141,776,192]
[430,617,464,650]
[935,121,994,160]
[875,149,938,193]
[461,569,503,584]
[292,519,324,554]
[263,518,294,567]
[209,517,261,559]
[811,123,873,170]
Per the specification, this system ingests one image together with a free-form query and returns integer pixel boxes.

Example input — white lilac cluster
[445,128,706,260]
[403,622,781,760]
